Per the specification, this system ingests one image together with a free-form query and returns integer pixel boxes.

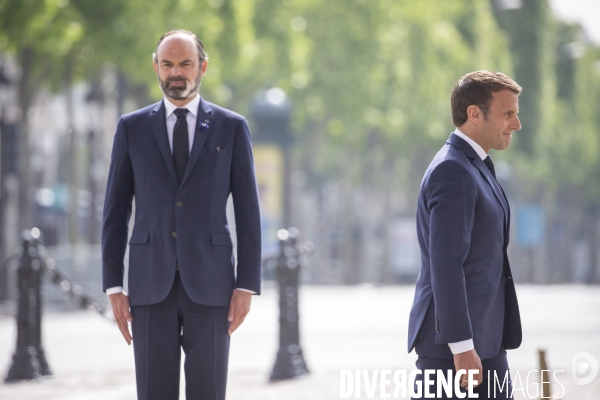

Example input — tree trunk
[587,205,599,284]
[65,54,78,244]
[17,46,36,231]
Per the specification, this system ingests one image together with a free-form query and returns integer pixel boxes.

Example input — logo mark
[572,351,598,386]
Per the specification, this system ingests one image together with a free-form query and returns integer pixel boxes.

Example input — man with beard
[102,30,261,400]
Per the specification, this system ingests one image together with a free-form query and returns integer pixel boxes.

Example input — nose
[513,115,522,131]
[170,66,182,76]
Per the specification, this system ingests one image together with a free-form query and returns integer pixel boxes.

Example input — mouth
[168,80,186,88]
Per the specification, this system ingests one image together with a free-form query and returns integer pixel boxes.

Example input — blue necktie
[173,108,189,185]
[484,156,496,180]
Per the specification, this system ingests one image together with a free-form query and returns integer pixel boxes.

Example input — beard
[158,73,201,100]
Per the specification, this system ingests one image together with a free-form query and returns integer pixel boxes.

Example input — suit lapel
[472,157,509,220]
[181,97,214,186]
[498,184,511,247]
[447,134,509,230]
[149,101,179,184]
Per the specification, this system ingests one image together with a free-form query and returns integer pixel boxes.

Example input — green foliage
[1,0,599,206]
[493,0,600,208]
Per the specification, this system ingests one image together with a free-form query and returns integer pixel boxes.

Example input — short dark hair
[152,29,208,64]
[451,71,522,127]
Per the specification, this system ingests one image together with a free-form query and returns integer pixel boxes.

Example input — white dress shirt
[107,95,254,296]
[445,129,488,354]
[164,94,200,154]
[453,128,487,161]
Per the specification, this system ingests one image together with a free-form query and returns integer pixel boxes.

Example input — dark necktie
[485,154,509,206]
[484,156,496,180]
[485,154,510,246]
[173,108,189,185]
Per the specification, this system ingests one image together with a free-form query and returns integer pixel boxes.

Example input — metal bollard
[269,228,309,381]
[5,228,52,381]
[538,349,551,399]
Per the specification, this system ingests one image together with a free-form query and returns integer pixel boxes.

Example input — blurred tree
[0,0,83,230]
[1,0,598,281]
[0,0,124,237]
[542,35,600,283]
[492,0,552,155]
[493,0,600,282]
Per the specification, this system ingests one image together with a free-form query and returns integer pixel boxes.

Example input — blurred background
[0,0,599,399]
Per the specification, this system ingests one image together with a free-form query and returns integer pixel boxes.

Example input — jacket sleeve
[230,117,262,294]
[102,117,134,292]
[427,159,476,344]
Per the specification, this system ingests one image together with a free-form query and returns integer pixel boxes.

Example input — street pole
[5,228,52,381]
[269,228,309,381]
[250,87,293,231]
[0,102,7,302]
[86,83,103,244]
[250,89,311,381]
[0,62,14,302]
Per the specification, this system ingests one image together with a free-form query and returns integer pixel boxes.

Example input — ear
[466,105,483,125]
[153,60,159,75]
[200,60,208,77]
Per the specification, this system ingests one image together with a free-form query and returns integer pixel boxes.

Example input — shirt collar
[163,93,200,118]
[453,128,487,161]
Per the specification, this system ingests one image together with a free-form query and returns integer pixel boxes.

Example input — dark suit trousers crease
[412,350,512,400]
[131,271,230,400]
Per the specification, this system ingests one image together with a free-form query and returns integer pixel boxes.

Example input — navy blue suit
[102,97,261,399]
[102,98,261,305]
[407,134,521,397]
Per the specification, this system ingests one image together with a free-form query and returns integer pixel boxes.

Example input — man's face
[478,89,521,152]
[153,35,206,101]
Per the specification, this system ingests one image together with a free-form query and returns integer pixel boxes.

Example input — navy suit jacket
[102,97,261,307]
[407,133,521,360]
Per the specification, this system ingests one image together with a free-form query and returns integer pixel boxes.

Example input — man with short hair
[102,29,261,400]
[408,71,523,398]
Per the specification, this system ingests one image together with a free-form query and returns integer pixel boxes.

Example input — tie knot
[174,108,189,118]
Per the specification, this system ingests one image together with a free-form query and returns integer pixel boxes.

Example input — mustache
[166,77,187,85]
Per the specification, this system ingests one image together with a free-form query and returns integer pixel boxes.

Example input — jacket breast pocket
[210,145,226,154]
[463,258,492,298]
[203,146,229,174]
[129,231,149,245]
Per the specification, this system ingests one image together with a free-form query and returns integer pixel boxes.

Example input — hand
[228,289,252,336]
[108,292,133,345]
[453,349,482,388]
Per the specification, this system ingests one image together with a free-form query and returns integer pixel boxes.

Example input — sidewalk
[0,284,598,399]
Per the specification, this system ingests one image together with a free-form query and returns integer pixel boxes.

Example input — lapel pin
[215,146,220,152]
[199,119,210,130]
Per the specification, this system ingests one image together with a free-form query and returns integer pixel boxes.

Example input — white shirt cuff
[235,288,256,294]
[107,286,254,295]
[106,286,124,295]
[448,339,474,354]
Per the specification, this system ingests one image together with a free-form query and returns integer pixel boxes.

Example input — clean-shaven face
[479,89,521,151]
[154,35,204,101]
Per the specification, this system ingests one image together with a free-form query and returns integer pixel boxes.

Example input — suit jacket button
[172,232,177,238]
[176,201,183,207]
[502,277,506,283]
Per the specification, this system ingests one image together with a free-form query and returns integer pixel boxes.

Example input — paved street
[0,284,598,399]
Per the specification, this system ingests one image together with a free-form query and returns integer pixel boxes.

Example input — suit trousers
[412,349,512,399]
[131,271,230,400]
